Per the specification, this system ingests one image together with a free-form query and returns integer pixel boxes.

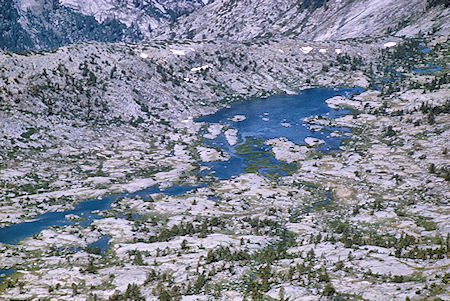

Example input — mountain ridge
[152,0,449,41]
[1,0,449,52]
[1,0,209,51]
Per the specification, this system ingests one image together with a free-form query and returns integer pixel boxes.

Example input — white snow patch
[181,116,193,123]
[301,46,313,54]
[319,48,327,53]
[384,42,397,48]
[191,65,210,72]
[139,52,148,59]
[335,48,342,54]
[170,49,186,56]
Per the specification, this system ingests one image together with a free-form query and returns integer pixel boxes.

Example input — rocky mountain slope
[0,0,208,51]
[0,0,449,300]
[56,0,209,39]
[0,35,448,300]
[153,0,450,41]
[0,37,376,208]
[2,0,449,51]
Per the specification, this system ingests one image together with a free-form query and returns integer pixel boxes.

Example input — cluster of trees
[396,245,448,260]
[380,82,401,96]
[328,220,415,249]
[144,215,307,248]
[375,38,447,95]
[386,99,448,129]
[26,59,110,122]
[253,230,297,264]
[381,39,423,68]
[80,61,98,86]
[299,0,329,10]
[426,0,450,8]
[147,217,226,243]
[110,220,385,300]
[326,220,450,260]
[242,217,284,236]
[419,101,450,122]
[147,269,221,298]
[335,54,365,72]
[422,73,449,92]
[152,282,182,301]
[241,250,337,299]
[205,245,251,263]
[108,283,144,301]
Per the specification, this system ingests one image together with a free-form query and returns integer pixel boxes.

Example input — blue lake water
[87,235,111,255]
[0,87,363,275]
[196,87,363,179]
[0,193,124,245]
[0,185,203,245]
[413,62,443,73]
[196,87,361,144]
[0,269,14,283]
[0,182,209,245]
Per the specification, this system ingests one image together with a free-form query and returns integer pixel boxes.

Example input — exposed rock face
[1,0,136,51]
[55,0,209,37]
[0,38,375,197]
[152,0,449,41]
[0,0,449,299]
[2,0,449,51]
[1,0,208,51]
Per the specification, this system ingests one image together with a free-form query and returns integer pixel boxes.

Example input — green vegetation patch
[235,138,297,178]
[20,127,38,139]
[415,216,438,231]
